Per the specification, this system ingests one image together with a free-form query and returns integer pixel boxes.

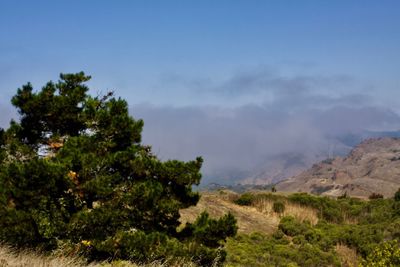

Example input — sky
[1,1,400,182]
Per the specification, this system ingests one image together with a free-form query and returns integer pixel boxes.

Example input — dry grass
[0,245,197,267]
[180,191,278,234]
[0,245,92,267]
[180,191,319,235]
[251,197,319,225]
[100,259,197,267]
[335,244,359,267]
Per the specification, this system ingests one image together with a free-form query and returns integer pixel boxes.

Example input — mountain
[240,151,345,185]
[241,131,400,186]
[276,137,400,198]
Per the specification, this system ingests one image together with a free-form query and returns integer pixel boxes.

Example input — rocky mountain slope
[241,152,336,185]
[276,137,400,198]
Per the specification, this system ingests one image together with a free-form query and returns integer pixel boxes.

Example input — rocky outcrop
[277,138,400,198]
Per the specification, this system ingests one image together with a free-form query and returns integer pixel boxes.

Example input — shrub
[234,193,254,206]
[395,188,400,202]
[288,193,343,223]
[369,193,384,200]
[225,232,340,267]
[278,216,311,237]
[272,229,285,240]
[337,192,348,199]
[360,239,400,267]
[273,201,286,214]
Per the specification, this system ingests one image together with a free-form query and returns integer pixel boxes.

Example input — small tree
[0,72,237,265]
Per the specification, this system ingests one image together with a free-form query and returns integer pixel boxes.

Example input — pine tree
[0,72,237,265]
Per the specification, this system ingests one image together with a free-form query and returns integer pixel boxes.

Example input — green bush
[369,193,384,199]
[225,232,340,267]
[288,192,369,223]
[273,201,286,214]
[288,193,343,222]
[226,191,400,266]
[278,216,311,237]
[395,188,400,202]
[360,239,400,267]
[234,193,254,206]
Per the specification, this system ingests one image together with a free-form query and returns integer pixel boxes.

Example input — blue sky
[1,1,400,182]
[1,1,400,106]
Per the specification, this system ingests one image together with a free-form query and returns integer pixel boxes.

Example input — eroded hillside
[277,137,400,198]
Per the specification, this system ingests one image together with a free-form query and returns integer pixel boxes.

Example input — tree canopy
[0,72,237,266]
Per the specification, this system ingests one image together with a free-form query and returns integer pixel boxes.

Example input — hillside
[241,153,326,185]
[180,191,318,234]
[182,190,400,266]
[277,137,400,198]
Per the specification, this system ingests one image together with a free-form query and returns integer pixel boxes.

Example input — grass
[0,245,197,267]
[180,190,319,235]
[0,245,92,267]
[180,191,278,234]
[251,196,319,225]
[335,244,359,267]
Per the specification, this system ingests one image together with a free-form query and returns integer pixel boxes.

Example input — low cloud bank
[132,104,400,184]
[1,69,399,184]
[130,69,400,184]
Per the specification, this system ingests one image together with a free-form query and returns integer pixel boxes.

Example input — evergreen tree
[0,72,237,265]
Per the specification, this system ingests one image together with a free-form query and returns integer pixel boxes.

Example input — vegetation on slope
[224,190,400,266]
[1,188,400,266]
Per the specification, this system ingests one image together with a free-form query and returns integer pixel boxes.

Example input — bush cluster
[226,190,400,266]
[226,231,340,267]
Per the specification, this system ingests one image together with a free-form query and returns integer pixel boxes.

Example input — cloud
[2,68,399,185]
[0,100,16,129]
[130,69,400,184]
[154,67,372,109]
[132,103,400,184]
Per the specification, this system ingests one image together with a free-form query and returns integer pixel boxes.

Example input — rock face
[276,138,400,198]
[241,153,321,185]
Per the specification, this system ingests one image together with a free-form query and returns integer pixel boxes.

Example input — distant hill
[240,153,334,185]
[236,131,400,186]
[276,137,400,198]
[199,130,400,188]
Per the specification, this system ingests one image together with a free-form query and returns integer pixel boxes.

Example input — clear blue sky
[1,0,400,108]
